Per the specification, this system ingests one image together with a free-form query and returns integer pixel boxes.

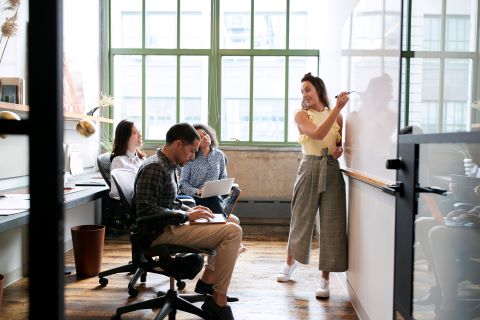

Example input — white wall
[338,0,402,319]
[346,180,396,320]
[0,0,103,287]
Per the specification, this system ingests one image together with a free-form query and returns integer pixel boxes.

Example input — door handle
[415,186,447,195]
[385,158,403,170]
[382,182,403,196]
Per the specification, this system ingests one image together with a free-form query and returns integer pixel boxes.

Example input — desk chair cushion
[146,246,205,280]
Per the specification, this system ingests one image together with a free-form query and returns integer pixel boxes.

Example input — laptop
[191,213,228,224]
[451,174,480,205]
[200,178,235,199]
[190,178,240,224]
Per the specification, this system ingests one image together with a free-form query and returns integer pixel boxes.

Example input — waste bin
[71,225,105,278]
[0,273,4,305]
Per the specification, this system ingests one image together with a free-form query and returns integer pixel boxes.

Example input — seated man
[134,122,242,320]
[415,143,480,319]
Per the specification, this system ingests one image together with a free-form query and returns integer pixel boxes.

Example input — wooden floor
[0,236,358,320]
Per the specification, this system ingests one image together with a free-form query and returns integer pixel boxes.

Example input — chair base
[99,261,184,297]
[112,289,210,320]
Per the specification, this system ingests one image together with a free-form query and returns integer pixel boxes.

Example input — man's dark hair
[301,72,330,109]
[165,122,200,145]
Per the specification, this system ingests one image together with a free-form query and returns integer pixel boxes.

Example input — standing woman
[276,73,349,298]
[108,119,146,227]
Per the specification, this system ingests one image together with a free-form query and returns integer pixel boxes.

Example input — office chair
[97,153,133,231]
[103,169,213,319]
[97,153,112,187]
[99,169,209,298]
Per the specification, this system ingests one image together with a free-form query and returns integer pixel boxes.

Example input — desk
[0,185,109,233]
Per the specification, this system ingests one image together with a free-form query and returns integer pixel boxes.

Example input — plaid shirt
[134,148,190,243]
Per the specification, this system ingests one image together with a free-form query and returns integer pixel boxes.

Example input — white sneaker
[315,278,330,298]
[276,261,297,282]
[238,244,247,255]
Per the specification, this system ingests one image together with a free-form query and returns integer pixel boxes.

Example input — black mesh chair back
[97,153,112,187]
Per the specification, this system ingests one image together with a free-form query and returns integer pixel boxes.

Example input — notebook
[200,178,235,198]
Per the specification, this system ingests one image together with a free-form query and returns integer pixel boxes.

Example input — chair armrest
[137,209,188,226]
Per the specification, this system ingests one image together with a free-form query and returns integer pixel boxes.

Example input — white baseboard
[344,276,371,320]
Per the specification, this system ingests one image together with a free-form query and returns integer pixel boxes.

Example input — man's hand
[187,205,214,222]
[456,213,480,226]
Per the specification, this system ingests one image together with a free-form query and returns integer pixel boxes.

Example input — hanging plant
[0,0,21,64]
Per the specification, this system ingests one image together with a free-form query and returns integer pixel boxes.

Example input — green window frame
[106,0,320,147]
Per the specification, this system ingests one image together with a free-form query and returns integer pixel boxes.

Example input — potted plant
[456,145,474,176]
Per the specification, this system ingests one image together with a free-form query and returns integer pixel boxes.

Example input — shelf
[63,112,114,123]
[0,101,29,112]
[0,102,113,123]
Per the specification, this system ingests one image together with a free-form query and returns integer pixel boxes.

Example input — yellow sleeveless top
[298,108,341,156]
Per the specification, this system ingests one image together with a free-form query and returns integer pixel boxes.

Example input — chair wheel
[99,277,108,287]
[176,281,186,290]
[128,287,139,297]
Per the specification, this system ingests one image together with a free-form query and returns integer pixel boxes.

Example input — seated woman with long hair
[108,119,146,228]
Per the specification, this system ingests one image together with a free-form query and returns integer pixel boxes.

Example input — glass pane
[145,0,177,49]
[145,56,177,140]
[253,0,286,49]
[288,56,318,142]
[220,0,251,49]
[410,1,442,51]
[221,56,250,142]
[348,0,384,50]
[446,0,477,52]
[443,59,471,132]
[111,0,142,48]
[406,58,474,134]
[413,142,480,320]
[252,56,285,142]
[408,58,441,133]
[113,55,142,128]
[180,0,211,49]
[289,0,320,49]
[179,56,209,124]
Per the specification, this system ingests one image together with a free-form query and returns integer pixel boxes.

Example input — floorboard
[0,236,358,320]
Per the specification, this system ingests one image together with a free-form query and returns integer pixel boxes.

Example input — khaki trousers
[151,222,242,294]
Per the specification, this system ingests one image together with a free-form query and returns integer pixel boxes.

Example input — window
[401,0,478,133]
[109,0,320,146]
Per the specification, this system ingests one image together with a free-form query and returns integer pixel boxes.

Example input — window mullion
[249,56,254,142]
[176,0,181,123]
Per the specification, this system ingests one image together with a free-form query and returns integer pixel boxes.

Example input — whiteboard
[343,70,399,182]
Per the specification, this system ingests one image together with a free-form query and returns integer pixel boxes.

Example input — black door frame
[393,131,480,319]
